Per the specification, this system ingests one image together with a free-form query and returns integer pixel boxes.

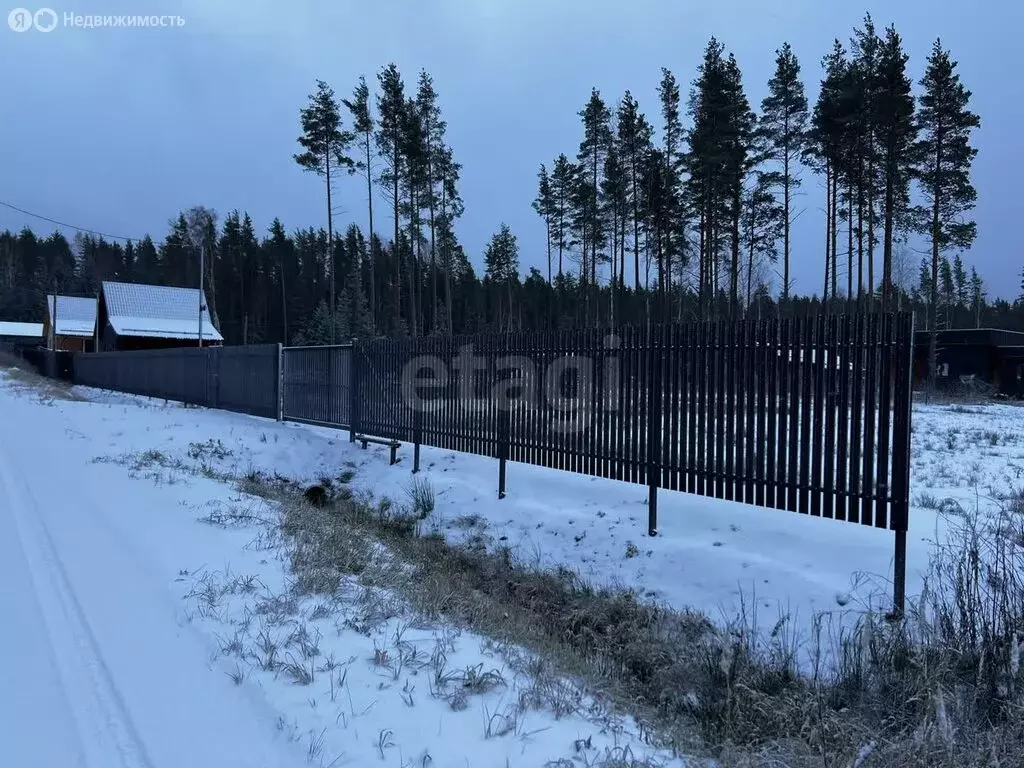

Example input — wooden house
[43,295,97,352]
[97,281,223,351]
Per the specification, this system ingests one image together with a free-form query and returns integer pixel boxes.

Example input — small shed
[914,328,1024,398]
[43,295,97,352]
[0,321,43,354]
[97,280,223,351]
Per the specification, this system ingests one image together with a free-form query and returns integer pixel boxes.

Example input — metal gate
[281,344,352,428]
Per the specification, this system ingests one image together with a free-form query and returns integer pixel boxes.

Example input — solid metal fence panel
[216,344,281,419]
[72,345,280,418]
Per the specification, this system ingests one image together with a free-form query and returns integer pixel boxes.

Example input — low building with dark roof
[914,328,1024,398]
[0,321,43,354]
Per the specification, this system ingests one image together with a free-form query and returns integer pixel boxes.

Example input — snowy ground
[0,368,683,768]
[66,382,1024,623]
[2,364,1022,766]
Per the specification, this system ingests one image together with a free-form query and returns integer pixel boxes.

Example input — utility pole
[198,242,204,348]
[49,282,57,351]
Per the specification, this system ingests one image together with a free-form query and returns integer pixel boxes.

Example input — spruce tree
[483,224,519,330]
[970,267,984,327]
[760,42,809,304]
[295,79,352,343]
[915,39,980,384]
[939,256,955,327]
[264,218,294,342]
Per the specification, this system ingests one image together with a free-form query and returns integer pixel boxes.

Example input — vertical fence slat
[862,313,880,526]
[876,313,894,529]
[848,313,865,523]
[810,315,825,517]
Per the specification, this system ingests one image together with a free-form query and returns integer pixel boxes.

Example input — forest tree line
[3,13,1023,346]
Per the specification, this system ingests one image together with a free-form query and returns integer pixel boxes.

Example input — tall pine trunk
[364,132,376,335]
[867,152,876,306]
[847,177,854,304]
[325,150,335,344]
[928,131,943,389]
[831,172,839,299]
[823,160,831,304]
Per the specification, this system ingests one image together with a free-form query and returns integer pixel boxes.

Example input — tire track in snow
[0,447,156,768]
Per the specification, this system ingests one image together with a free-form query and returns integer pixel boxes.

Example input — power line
[0,200,139,242]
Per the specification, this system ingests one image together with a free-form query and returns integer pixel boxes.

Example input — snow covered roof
[0,321,43,339]
[102,281,223,342]
[45,295,97,337]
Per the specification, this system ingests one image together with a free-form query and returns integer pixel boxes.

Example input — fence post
[890,311,915,618]
[646,323,661,537]
[412,338,422,473]
[276,343,284,421]
[497,335,508,500]
[349,339,358,443]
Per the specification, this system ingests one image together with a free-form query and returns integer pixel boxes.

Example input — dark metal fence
[50,313,916,613]
[353,313,915,611]
[281,345,352,428]
[72,344,281,419]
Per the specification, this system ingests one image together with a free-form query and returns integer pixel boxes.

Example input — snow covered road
[0,392,304,768]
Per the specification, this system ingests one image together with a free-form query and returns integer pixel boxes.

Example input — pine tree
[616,92,653,291]
[850,15,880,302]
[808,41,851,300]
[658,68,685,306]
[343,75,376,335]
[743,172,784,308]
[915,39,980,385]
[687,40,752,316]
[760,42,809,304]
[532,164,555,283]
[602,141,628,326]
[873,25,916,307]
[549,155,576,280]
[401,96,426,336]
[375,64,408,334]
[415,71,447,334]
[435,144,463,334]
[577,89,612,323]
[722,54,755,315]
[295,79,352,343]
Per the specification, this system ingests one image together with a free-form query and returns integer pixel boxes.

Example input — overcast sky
[2,0,1021,298]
